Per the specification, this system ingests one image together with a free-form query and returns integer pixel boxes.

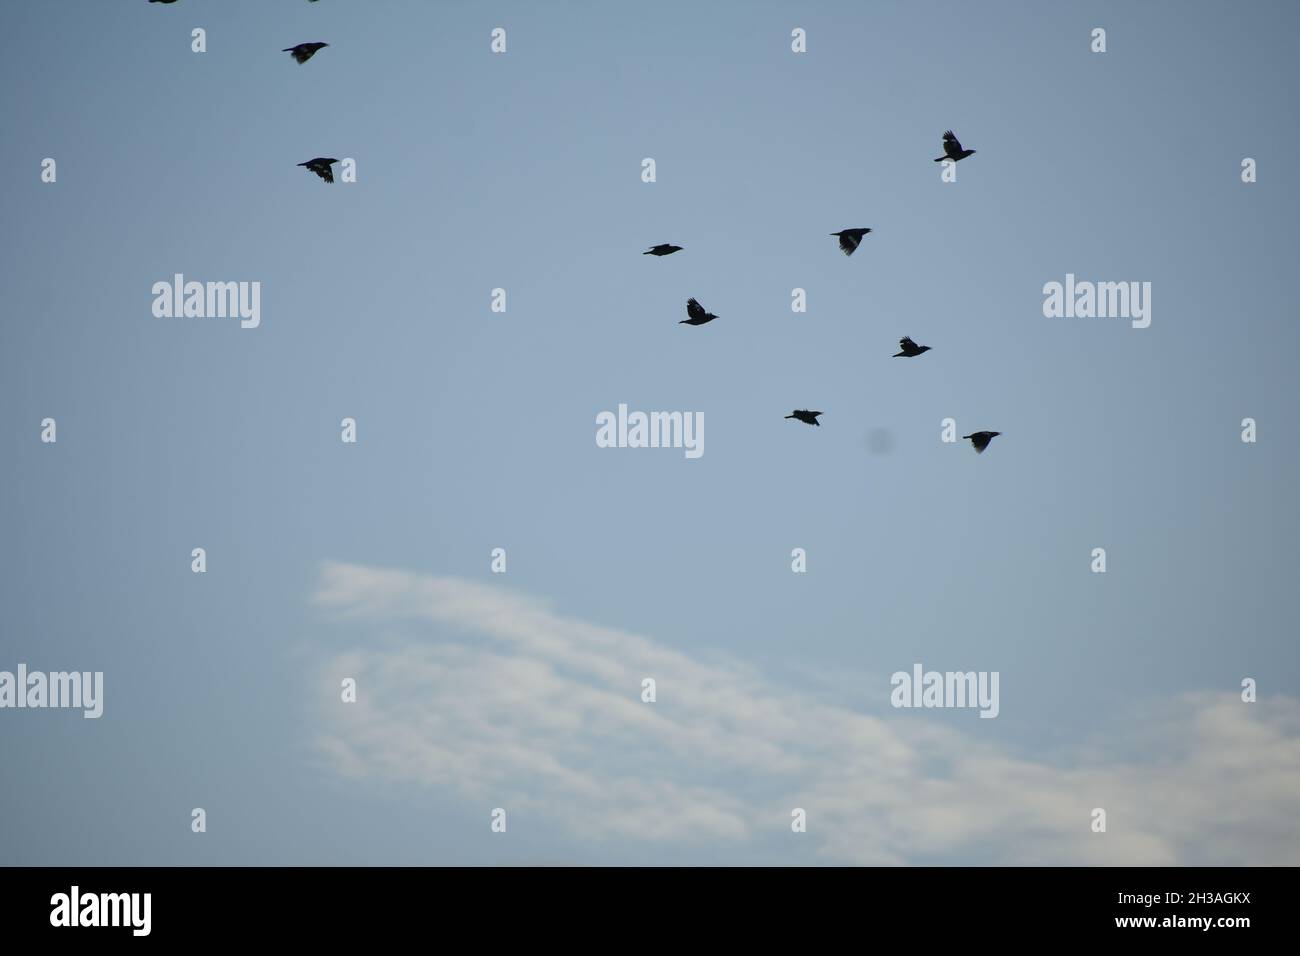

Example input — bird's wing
[943,130,963,156]
[317,163,334,183]
[899,336,916,349]
[686,298,705,321]
[971,433,991,452]
[292,48,311,63]
[838,233,861,256]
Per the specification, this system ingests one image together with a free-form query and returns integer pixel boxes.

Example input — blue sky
[1,0,1297,865]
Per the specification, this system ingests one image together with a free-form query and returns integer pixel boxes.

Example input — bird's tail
[933,156,947,162]
[785,415,795,419]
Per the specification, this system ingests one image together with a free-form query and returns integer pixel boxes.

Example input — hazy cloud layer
[310,561,1300,865]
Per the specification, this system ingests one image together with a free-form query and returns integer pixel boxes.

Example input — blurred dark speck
[865,428,895,456]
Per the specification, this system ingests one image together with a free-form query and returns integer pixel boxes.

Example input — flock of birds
[648,129,998,454]
[150,0,1000,455]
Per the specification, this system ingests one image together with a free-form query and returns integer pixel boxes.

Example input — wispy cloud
[308,561,1300,864]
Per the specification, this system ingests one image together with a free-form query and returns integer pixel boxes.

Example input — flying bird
[644,244,683,256]
[785,410,822,426]
[284,42,328,63]
[935,130,976,163]
[298,157,339,183]
[149,0,178,4]
[893,336,931,358]
[830,228,872,256]
[962,431,1001,453]
[681,298,718,325]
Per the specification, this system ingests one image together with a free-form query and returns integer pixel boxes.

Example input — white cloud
[308,561,1300,864]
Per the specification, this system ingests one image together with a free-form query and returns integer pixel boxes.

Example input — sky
[1,0,1298,866]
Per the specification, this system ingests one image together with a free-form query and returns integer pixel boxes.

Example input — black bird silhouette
[830,228,872,256]
[893,336,931,358]
[644,244,683,256]
[149,0,178,4]
[284,42,329,63]
[785,410,822,426]
[681,298,718,325]
[934,130,976,162]
[298,157,339,183]
[962,431,1000,453]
